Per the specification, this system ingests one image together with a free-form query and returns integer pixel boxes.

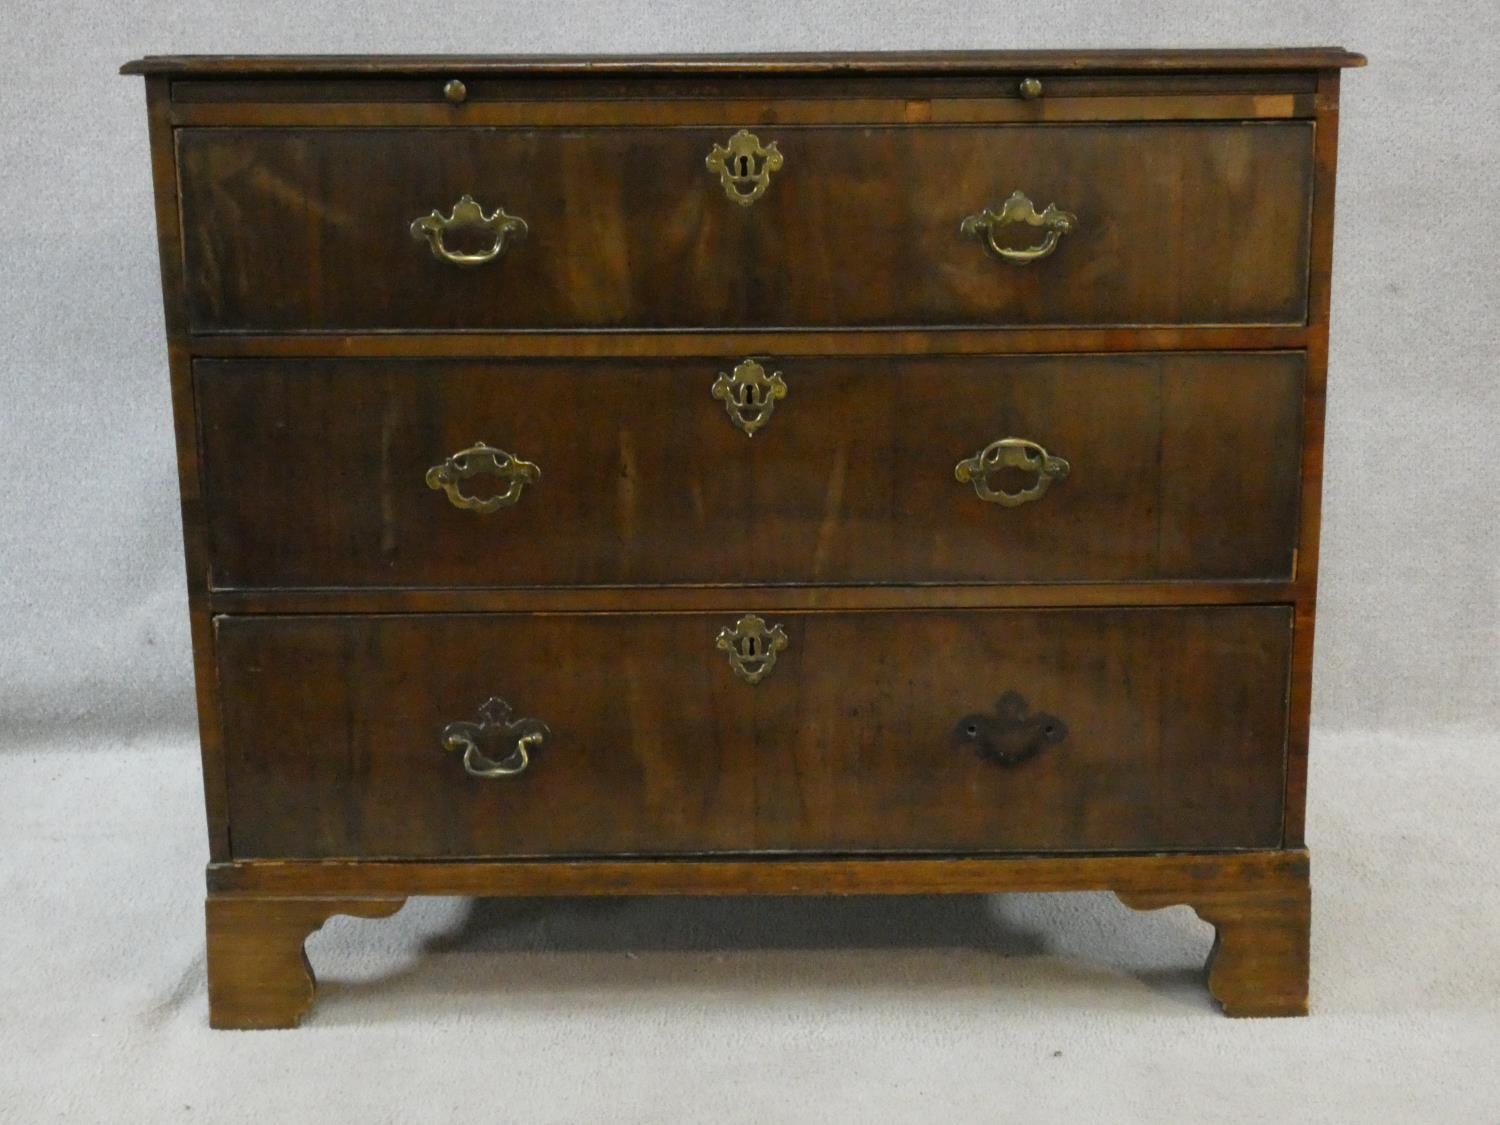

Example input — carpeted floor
[1,727,1495,1123]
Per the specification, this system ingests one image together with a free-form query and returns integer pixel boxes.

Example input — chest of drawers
[124,49,1362,1027]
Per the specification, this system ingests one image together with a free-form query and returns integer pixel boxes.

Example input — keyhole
[734,154,752,177]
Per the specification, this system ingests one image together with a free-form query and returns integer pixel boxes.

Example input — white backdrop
[1,0,1495,743]
[3,5,1498,1122]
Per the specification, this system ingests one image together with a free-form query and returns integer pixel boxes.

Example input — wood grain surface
[215,607,1293,859]
[195,352,1304,590]
[176,123,1314,331]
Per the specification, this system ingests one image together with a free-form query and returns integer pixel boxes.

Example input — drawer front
[178,123,1312,331]
[196,352,1304,589]
[217,607,1292,859]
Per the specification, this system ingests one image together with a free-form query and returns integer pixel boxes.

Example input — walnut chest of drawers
[123,48,1363,1027]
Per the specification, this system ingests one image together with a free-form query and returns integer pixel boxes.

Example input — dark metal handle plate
[953,692,1067,767]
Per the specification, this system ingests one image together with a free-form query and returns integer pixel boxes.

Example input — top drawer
[176,122,1313,332]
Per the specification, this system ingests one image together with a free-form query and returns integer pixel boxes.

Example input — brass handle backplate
[961,190,1077,264]
[706,130,783,206]
[711,358,787,436]
[953,692,1067,767]
[442,697,550,779]
[955,437,1070,507]
[426,442,540,513]
[715,614,788,684]
[411,194,527,266]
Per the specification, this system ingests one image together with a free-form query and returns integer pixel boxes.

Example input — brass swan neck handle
[411,194,528,267]
[961,190,1077,264]
[955,437,1070,507]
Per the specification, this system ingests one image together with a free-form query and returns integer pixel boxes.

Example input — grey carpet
[2,728,1496,1122]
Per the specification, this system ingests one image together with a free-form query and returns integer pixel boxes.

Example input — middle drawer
[196,351,1304,589]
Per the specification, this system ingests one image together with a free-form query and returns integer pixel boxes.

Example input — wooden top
[120,48,1365,78]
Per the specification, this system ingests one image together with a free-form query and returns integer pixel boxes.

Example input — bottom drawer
[216,607,1292,859]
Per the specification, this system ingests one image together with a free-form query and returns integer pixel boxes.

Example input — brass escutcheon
[955,437,1070,507]
[705,130,784,205]
[961,190,1077,264]
[715,615,789,684]
[711,358,787,436]
[411,194,527,266]
[426,442,540,513]
[441,697,550,779]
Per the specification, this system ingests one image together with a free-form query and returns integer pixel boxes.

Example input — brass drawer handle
[426,442,540,513]
[954,692,1067,767]
[955,437,1070,507]
[410,194,527,267]
[442,697,550,779]
[715,614,788,684]
[711,358,786,436]
[961,190,1077,264]
[706,130,783,206]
